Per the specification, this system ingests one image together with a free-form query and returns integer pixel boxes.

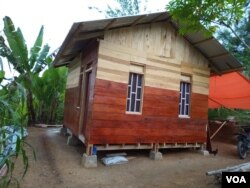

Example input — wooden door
[78,64,93,137]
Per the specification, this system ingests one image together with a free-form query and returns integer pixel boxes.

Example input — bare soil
[11,127,249,188]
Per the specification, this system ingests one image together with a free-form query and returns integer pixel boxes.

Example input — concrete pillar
[198,144,210,156]
[67,135,79,146]
[149,150,163,160]
[199,149,210,156]
[81,154,97,168]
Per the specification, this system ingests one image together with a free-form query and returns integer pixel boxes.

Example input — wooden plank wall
[88,22,210,145]
[90,79,207,144]
[97,22,210,95]
[63,40,99,136]
[66,57,81,89]
[63,57,81,135]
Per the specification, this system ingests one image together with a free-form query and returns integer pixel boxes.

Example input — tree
[0,16,50,125]
[166,0,249,48]
[32,61,67,124]
[217,5,250,78]
[89,0,148,17]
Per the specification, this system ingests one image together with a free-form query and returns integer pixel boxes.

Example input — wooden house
[53,12,242,166]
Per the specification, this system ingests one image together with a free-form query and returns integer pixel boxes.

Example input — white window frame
[126,73,143,113]
[179,75,191,118]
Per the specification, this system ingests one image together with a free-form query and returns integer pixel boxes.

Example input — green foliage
[209,108,250,124]
[2,17,50,75]
[106,0,141,17]
[0,69,30,187]
[167,0,247,35]
[0,126,36,188]
[3,17,29,73]
[217,5,250,78]
[0,16,66,187]
[33,65,67,124]
[0,16,50,124]
[89,0,148,17]
[167,0,250,77]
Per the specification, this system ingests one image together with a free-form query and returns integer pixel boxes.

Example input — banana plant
[32,61,67,124]
[0,16,50,125]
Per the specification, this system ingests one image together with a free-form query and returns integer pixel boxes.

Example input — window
[126,73,143,112]
[179,75,191,117]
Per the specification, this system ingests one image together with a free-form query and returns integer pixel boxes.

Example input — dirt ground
[11,127,249,188]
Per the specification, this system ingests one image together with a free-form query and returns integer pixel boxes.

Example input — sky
[0,0,170,51]
[0,0,169,81]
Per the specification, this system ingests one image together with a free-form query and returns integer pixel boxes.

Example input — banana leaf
[3,16,29,72]
[29,26,44,69]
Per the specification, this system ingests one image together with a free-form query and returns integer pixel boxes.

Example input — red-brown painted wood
[63,87,80,135]
[88,79,208,145]
[63,40,99,141]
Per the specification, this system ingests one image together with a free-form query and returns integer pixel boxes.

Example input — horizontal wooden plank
[143,96,178,109]
[145,77,180,91]
[89,134,206,145]
[98,56,130,71]
[144,85,178,96]
[91,119,207,129]
[97,67,128,77]
[102,21,210,69]
[96,70,128,84]
[94,95,126,106]
[143,106,178,116]
[145,73,180,85]
[66,60,81,89]
[192,86,209,95]
[64,87,80,135]
[89,127,206,137]
[95,78,127,98]
[191,93,208,119]
[100,40,182,68]
[193,75,209,84]
[99,45,131,61]
[92,103,125,114]
[88,79,208,145]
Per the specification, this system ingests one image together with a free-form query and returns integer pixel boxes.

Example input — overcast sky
[0,0,170,51]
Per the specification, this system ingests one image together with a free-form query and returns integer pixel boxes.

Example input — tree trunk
[27,89,36,126]
[49,100,58,124]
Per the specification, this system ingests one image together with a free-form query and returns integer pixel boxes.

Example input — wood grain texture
[63,40,99,141]
[97,21,211,94]
[104,22,209,67]
[63,87,80,135]
[66,56,81,89]
[88,79,207,145]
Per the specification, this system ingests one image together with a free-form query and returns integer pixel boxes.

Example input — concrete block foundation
[81,154,97,168]
[149,150,163,160]
[199,150,210,156]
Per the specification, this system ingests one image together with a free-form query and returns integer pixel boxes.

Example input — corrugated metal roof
[53,12,242,74]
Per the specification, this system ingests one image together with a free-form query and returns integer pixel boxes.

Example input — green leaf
[0,70,5,83]
[29,26,44,69]
[0,57,3,70]
[21,148,29,178]
[24,141,37,160]
[16,136,21,154]
[32,44,50,74]
[3,16,29,74]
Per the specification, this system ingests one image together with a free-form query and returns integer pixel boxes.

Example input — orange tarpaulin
[208,72,250,110]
